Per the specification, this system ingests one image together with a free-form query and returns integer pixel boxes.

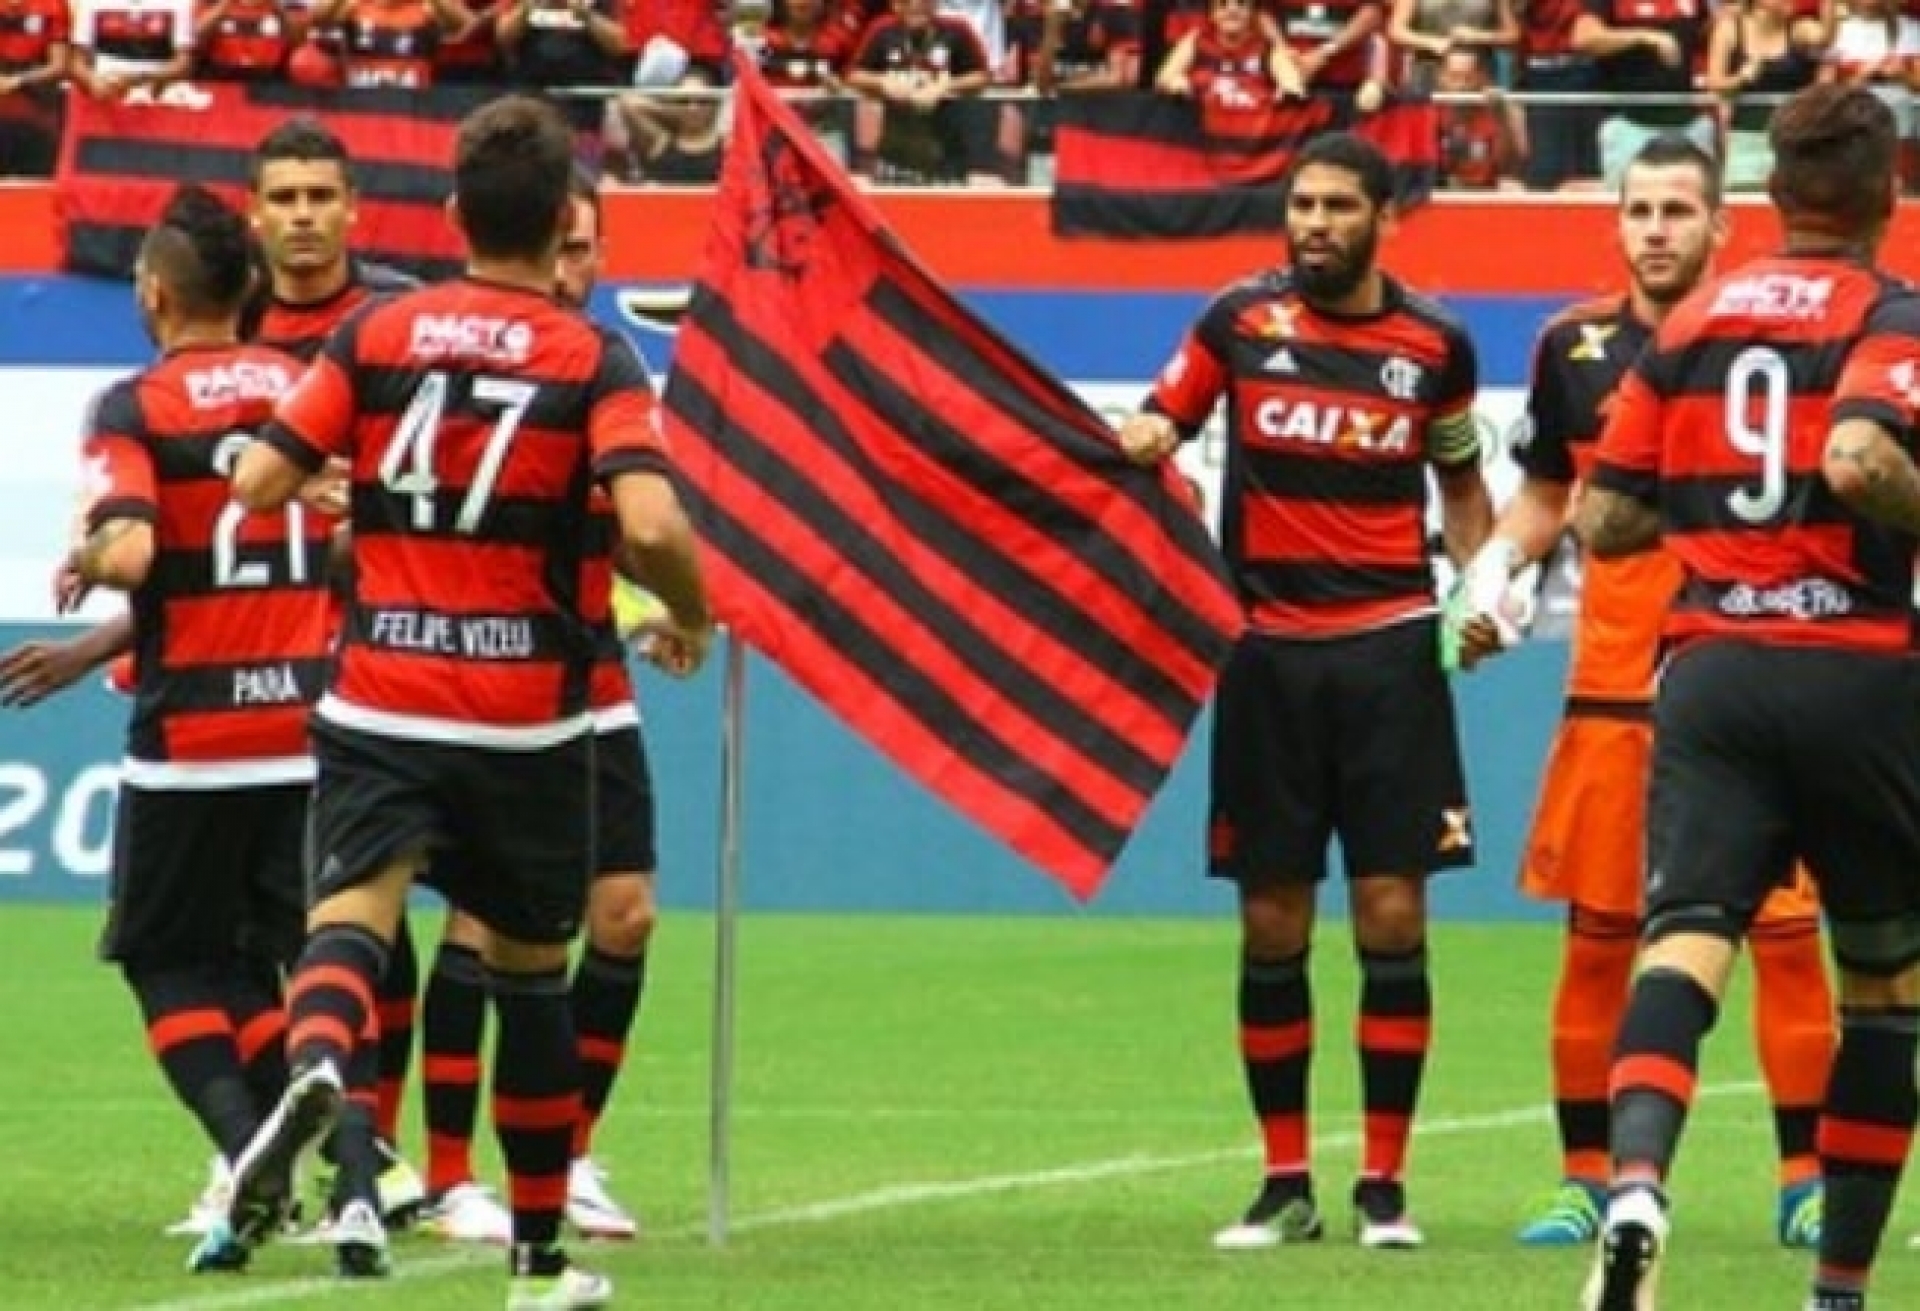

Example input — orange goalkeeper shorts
[1518,710,1818,922]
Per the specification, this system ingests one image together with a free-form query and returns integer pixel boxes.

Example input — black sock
[1608,968,1719,1187]
[490,966,580,1251]
[570,946,646,1157]
[126,964,258,1160]
[422,941,489,1194]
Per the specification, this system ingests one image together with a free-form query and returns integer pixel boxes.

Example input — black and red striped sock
[227,955,288,1117]
[570,946,647,1158]
[286,924,387,1077]
[1357,945,1431,1183]
[374,919,418,1145]
[126,965,258,1161]
[1814,1005,1920,1299]
[490,966,580,1250]
[422,940,489,1194]
[1240,950,1312,1180]
[1607,967,1719,1189]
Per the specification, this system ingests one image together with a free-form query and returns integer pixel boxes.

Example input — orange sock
[1551,906,1639,1182]
[1750,913,1834,1188]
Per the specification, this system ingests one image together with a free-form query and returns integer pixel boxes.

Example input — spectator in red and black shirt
[1573,0,1713,185]
[225,97,711,1304]
[1120,132,1493,1252]
[1516,0,1597,188]
[67,186,333,1241]
[498,0,629,133]
[845,0,990,182]
[1154,0,1305,102]
[71,0,196,99]
[1574,83,1920,1311]
[304,0,475,87]
[1019,0,1139,92]
[759,0,853,86]
[0,0,68,175]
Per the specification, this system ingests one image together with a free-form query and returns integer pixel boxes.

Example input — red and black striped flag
[665,56,1245,900]
[56,83,481,280]
[1051,92,1440,239]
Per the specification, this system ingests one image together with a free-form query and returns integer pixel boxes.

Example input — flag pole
[707,629,746,1247]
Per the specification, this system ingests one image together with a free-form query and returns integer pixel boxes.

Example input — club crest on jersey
[1252,397,1412,453]
[1569,322,1616,361]
[1379,355,1423,401]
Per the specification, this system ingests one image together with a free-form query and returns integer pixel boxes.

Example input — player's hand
[51,554,90,615]
[298,458,350,518]
[1461,538,1536,653]
[1451,612,1505,671]
[0,639,91,708]
[644,616,716,679]
[1119,413,1179,466]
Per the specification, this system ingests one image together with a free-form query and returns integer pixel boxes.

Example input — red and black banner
[665,55,1245,900]
[1051,92,1440,239]
[56,83,484,280]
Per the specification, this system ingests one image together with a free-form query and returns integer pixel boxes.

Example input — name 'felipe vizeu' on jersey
[1144,270,1481,638]
[81,342,334,787]
[1592,254,1920,654]
[259,277,671,747]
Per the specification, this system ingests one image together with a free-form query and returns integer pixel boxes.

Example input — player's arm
[1462,322,1580,631]
[69,384,158,591]
[1119,307,1232,465]
[1428,324,1491,569]
[591,332,714,677]
[235,324,362,512]
[0,611,135,709]
[1575,340,1667,557]
[1823,293,1920,534]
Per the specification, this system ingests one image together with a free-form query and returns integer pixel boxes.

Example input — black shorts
[1648,641,1920,927]
[1208,618,1473,884]
[99,783,308,970]
[309,719,594,946]
[594,724,657,877]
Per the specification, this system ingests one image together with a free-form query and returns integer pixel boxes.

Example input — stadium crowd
[7,0,1920,188]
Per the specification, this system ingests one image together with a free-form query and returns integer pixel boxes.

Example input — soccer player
[64,184,340,1266]
[1119,130,1494,1251]
[1460,135,1835,1251]
[417,169,660,1245]
[223,94,713,1311]
[1573,82,1920,1311]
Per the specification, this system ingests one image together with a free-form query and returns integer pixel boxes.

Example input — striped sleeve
[1831,288,1920,455]
[1589,350,1667,504]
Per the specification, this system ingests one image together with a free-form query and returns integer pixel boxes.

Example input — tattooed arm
[1823,418,1920,535]
[1573,486,1661,560]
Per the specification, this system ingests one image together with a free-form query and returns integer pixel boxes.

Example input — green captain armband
[1429,410,1481,469]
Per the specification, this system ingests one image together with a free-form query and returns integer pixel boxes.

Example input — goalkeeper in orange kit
[1458,135,1833,1251]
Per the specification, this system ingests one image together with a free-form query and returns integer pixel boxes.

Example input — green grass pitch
[0,904,1910,1309]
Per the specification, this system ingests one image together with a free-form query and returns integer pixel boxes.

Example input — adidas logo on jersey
[1262,347,1298,374]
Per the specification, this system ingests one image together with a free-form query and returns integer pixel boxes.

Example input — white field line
[132,1081,1762,1311]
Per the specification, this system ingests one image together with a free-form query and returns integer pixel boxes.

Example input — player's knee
[1349,877,1427,954]
[1831,914,1920,994]
[588,876,657,958]
[1239,883,1312,957]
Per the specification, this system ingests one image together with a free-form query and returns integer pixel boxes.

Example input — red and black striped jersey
[1592,253,1920,655]
[261,276,670,745]
[1147,269,1479,638]
[1188,30,1285,107]
[80,342,334,786]
[338,0,440,87]
[252,260,418,363]
[1519,292,1680,702]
